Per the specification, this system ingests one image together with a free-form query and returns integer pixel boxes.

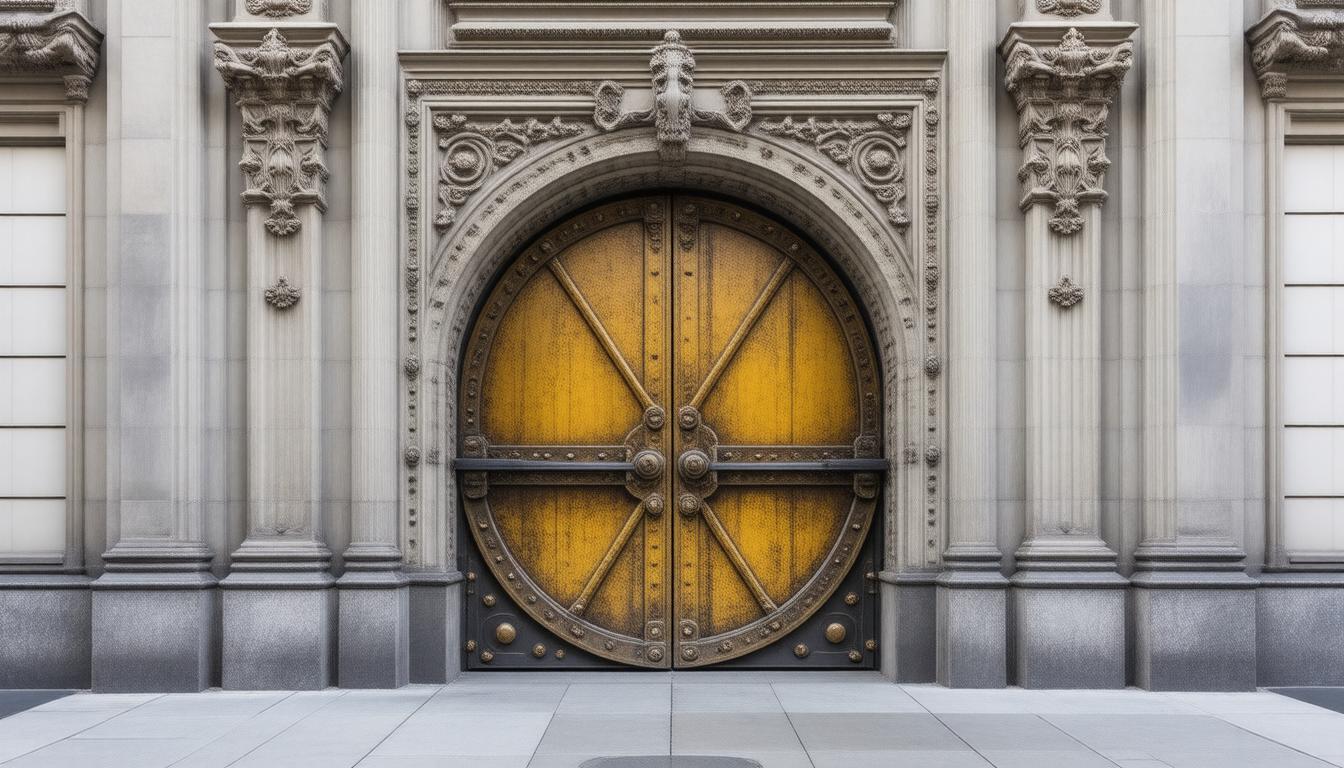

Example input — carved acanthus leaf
[593,30,752,163]
[263,275,301,309]
[1002,27,1132,236]
[1036,0,1102,17]
[432,114,586,231]
[1047,275,1084,308]
[214,28,346,237]
[0,5,101,102]
[244,0,312,17]
[1248,8,1344,99]
[757,113,912,230]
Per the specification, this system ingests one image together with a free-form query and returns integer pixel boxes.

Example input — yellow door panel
[459,193,882,669]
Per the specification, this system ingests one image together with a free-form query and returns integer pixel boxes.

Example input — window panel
[0,287,66,355]
[1283,498,1343,552]
[1285,145,1343,212]
[1284,427,1344,496]
[6,499,64,553]
[1283,214,1344,284]
[1283,357,1344,424]
[1283,286,1344,355]
[0,216,66,285]
[0,428,66,497]
[3,147,65,214]
[0,358,65,425]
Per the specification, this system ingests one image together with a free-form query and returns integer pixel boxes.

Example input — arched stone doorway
[455,193,886,668]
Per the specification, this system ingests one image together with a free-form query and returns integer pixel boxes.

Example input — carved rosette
[594,30,752,163]
[433,114,586,232]
[1001,27,1133,235]
[757,113,912,229]
[1248,7,1344,99]
[213,28,347,237]
[0,5,102,102]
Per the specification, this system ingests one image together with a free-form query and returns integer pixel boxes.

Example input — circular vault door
[457,195,884,668]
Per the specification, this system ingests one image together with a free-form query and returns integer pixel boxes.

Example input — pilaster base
[222,571,335,690]
[337,570,410,688]
[0,575,91,688]
[1132,571,1257,691]
[409,571,464,683]
[878,572,935,683]
[91,572,217,692]
[1011,570,1127,688]
[936,569,1008,688]
[1257,572,1344,686]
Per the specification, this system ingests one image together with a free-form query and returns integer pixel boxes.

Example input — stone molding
[1000,25,1134,236]
[1248,5,1344,99]
[213,26,348,237]
[0,2,101,102]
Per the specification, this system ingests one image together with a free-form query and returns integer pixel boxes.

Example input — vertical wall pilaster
[211,20,348,690]
[338,0,410,689]
[936,0,1007,689]
[91,0,217,693]
[1000,18,1135,688]
[1131,0,1257,692]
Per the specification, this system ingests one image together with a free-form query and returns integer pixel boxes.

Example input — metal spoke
[688,259,793,409]
[570,500,647,616]
[548,258,656,410]
[700,501,778,613]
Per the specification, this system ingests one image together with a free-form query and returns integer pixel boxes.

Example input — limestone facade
[0,0,1340,691]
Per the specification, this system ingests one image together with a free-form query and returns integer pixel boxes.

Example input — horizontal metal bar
[454,458,634,472]
[710,459,889,472]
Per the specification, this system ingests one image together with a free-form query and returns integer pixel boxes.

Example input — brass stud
[844,592,859,606]
[495,623,517,645]
[865,639,877,652]
[825,623,847,644]
[465,639,477,653]
[648,646,664,662]
[466,571,476,582]
[532,643,546,658]
[848,650,862,663]
[482,594,496,607]
[480,650,495,663]
[555,649,566,660]
[682,646,699,661]
[794,643,809,658]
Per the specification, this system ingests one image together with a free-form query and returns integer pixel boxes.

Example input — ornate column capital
[211,24,348,236]
[1248,5,1344,100]
[0,2,102,102]
[999,23,1135,235]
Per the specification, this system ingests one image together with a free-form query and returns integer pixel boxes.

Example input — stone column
[211,18,348,690]
[1129,0,1257,691]
[90,0,218,693]
[338,0,409,689]
[936,0,1007,689]
[1000,14,1136,688]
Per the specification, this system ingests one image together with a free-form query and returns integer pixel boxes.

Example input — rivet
[480,650,495,663]
[794,644,809,658]
[495,623,517,645]
[825,623,847,644]
[844,592,859,606]
[482,594,496,607]
[865,639,877,652]
[466,572,476,582]
[465,639,477,653]
[848,650,863,663]
[555,649,566,660]
[648,646,664,662]
[532,643,546,658]
[682,646,699,661]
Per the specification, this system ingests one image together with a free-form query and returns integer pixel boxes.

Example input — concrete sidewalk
[1,673,1342,768]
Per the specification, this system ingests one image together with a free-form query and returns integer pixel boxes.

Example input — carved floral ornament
[1002,27,1133,236]
[1248,7,1344,99]
[0,3,102,102]
[245,0,312,17]
[214,28,346,237]
[1036,0,1102,17]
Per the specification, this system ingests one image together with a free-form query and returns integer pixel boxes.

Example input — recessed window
[0,146,67,557]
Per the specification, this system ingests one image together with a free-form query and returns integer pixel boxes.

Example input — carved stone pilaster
[1248,5,1344,99]
[213,26,347,237]
[1001,26,1133,236]
[593,30,752,163]
[0,2,101,102]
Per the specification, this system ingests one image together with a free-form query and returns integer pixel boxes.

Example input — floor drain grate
[579,759,763,768]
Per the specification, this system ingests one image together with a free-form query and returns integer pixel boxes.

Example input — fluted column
[337,0,410,688]
[936,0,1006,689]
[211,18,348,690]
[1000,17,1135,688]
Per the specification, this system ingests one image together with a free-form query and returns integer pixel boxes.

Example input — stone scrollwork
[1002,27,1132,235]
[245,0,313,17]
[0,2,102,102]
[433,114,586,231]
[1248,6,1344,99]
[214,28,346,237]
[1036,0,1102,17]
[593,30,752,163]
[757,113,913,229]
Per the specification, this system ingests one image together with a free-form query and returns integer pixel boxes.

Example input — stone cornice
[1248,5,1344,99]
[211,24,348,236]
[0,5,102,102]
[1000,23,1135,235]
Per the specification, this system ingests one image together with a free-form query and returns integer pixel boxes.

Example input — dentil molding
[1248,4,1344,99]
[1000,25,1134,236]
[212,25,348,237]
[0,0,101,102]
